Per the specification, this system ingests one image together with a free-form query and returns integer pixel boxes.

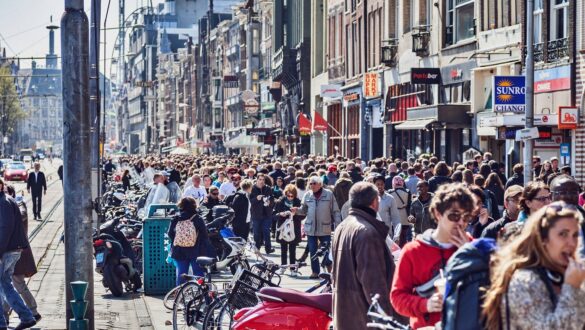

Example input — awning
[394,118,436,130]
[224,134,262,148]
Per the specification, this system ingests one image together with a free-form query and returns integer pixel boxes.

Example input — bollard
[69,281,89,330]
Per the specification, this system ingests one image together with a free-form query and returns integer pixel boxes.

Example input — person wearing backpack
[482,201,585,329]
[168,197,212,286]
[273,184,303,276]
[391,183,475,329]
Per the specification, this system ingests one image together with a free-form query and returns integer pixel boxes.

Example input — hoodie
[391,229,470,329]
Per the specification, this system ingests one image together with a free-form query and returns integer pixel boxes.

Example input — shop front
[341,84,363,159]
[395,104,471,163]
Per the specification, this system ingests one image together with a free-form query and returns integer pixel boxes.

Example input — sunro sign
[493,76,526,113]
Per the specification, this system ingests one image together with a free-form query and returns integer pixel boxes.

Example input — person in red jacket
[390,183,476,329]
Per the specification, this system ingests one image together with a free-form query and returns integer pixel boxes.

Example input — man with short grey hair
[292,175,340,278]
[332,182,397,330]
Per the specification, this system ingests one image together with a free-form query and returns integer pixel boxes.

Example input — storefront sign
[498,127,521,140]
[441,61,477,85]
[560,143,571,157]
[534,65,571,93]
[363,73,380,98]
[411,68,441,84]
[493,76,526,113]
[534,134,563,148]
[320,84,343,99]
[343,92,360,102]
[558,106,579,129]
[246,128,271,136]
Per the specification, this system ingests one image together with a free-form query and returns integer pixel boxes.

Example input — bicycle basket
[227,270,277,310]
[250,263,281,284]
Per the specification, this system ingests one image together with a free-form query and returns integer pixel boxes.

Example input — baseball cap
[328,165,337,172]
[504,185,523,201]
[159,171,170,177]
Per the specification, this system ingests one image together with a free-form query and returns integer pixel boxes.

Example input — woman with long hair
[273,184,303,276]
[482,202,585,329]
[539,160,554,183]
[121,169,132,192]
[485,172,505,213]
[517,181,551,223]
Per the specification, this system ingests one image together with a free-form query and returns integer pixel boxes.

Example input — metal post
[524,0,535,185]
[89,0,101,230]
[61,0,94,328]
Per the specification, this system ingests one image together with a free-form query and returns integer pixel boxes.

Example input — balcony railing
[534,42,545,63]
[547,38,569,62]
[328,56,345,80]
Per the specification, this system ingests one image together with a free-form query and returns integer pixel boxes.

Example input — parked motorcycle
[93,218,142,297]
[204,205,249,274]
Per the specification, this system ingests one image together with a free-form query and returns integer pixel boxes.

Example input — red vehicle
[232,287,332,330]
[3,162,28,182]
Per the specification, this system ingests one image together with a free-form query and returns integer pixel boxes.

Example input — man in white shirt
[183,174,207,201]
[219,173,240,200]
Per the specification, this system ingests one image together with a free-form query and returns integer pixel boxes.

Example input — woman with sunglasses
[391,183,475,329]
[517,181,551,223]
[273,184,303,276]
[483,202,585,329]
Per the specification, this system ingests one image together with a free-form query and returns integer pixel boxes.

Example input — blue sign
[560,143,570,157]
[493,76,526,113]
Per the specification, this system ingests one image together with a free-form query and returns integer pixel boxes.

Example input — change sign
[493,76,526,113]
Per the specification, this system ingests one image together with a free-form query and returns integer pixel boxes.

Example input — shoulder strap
[534,267,558,309]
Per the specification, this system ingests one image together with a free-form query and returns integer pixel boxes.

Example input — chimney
[46,16,59,68]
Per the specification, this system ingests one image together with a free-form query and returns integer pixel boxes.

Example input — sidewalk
[143,240,323,329]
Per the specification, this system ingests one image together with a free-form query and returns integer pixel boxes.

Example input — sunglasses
[211,192,219,196]
[445,212,472,223]
[546,202,578,212]
[309,182,319,185]
[286,194,294,198]
[532,194,552,202]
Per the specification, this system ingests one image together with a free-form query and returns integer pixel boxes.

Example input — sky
[0,0,164,75]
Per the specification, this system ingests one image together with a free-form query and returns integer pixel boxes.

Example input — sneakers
[309,273,319,279]
[34,314,42,322]
[14,319,37,330]
[290,269,300,277]
[276,268,286,275]
[265,248,275,254]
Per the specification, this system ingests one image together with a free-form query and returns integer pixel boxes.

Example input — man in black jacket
[249,174,274,253]
[505,164,524,189]
[481,185,522,239]
[26,163,47,220]
[229,180,253,240]
[0,178,37,330]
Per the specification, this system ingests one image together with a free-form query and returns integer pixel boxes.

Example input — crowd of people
[2,150,582,329]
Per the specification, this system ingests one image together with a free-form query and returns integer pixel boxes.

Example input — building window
[551,0,568,40]
[534,0,543,44]
[447,0,475,43]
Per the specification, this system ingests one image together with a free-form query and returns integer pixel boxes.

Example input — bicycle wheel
[215,300,235,330]
[164,285,181,311]
[172,282,202,330]
[201,294,228,330]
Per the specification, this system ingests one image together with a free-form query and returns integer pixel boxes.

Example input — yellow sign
[363,72,379,98]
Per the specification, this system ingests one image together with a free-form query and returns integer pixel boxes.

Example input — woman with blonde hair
[483,201,585,329]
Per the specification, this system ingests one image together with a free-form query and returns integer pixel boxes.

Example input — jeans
[174,259,206,286]
[307,235,331,275]
[31,193,42,218]
[252,218,272,251]
[2,274,38,316]
[280,243,297,266]
[0,251,34,327]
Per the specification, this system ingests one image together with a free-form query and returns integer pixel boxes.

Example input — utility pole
[89,0,101,229]
[524,0,535,185]
[61,0,94,328]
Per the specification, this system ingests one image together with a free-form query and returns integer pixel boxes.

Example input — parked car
[3,162,28,182]
[0,158,12,176]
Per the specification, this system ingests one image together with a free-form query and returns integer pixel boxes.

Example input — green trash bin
[143,204,178,295]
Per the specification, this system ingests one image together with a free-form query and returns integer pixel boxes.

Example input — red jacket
[390,230,469,329]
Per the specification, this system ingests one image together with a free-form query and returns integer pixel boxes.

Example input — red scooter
[232,286,332,330]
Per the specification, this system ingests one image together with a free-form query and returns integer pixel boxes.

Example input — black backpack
[442,238,497,330]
